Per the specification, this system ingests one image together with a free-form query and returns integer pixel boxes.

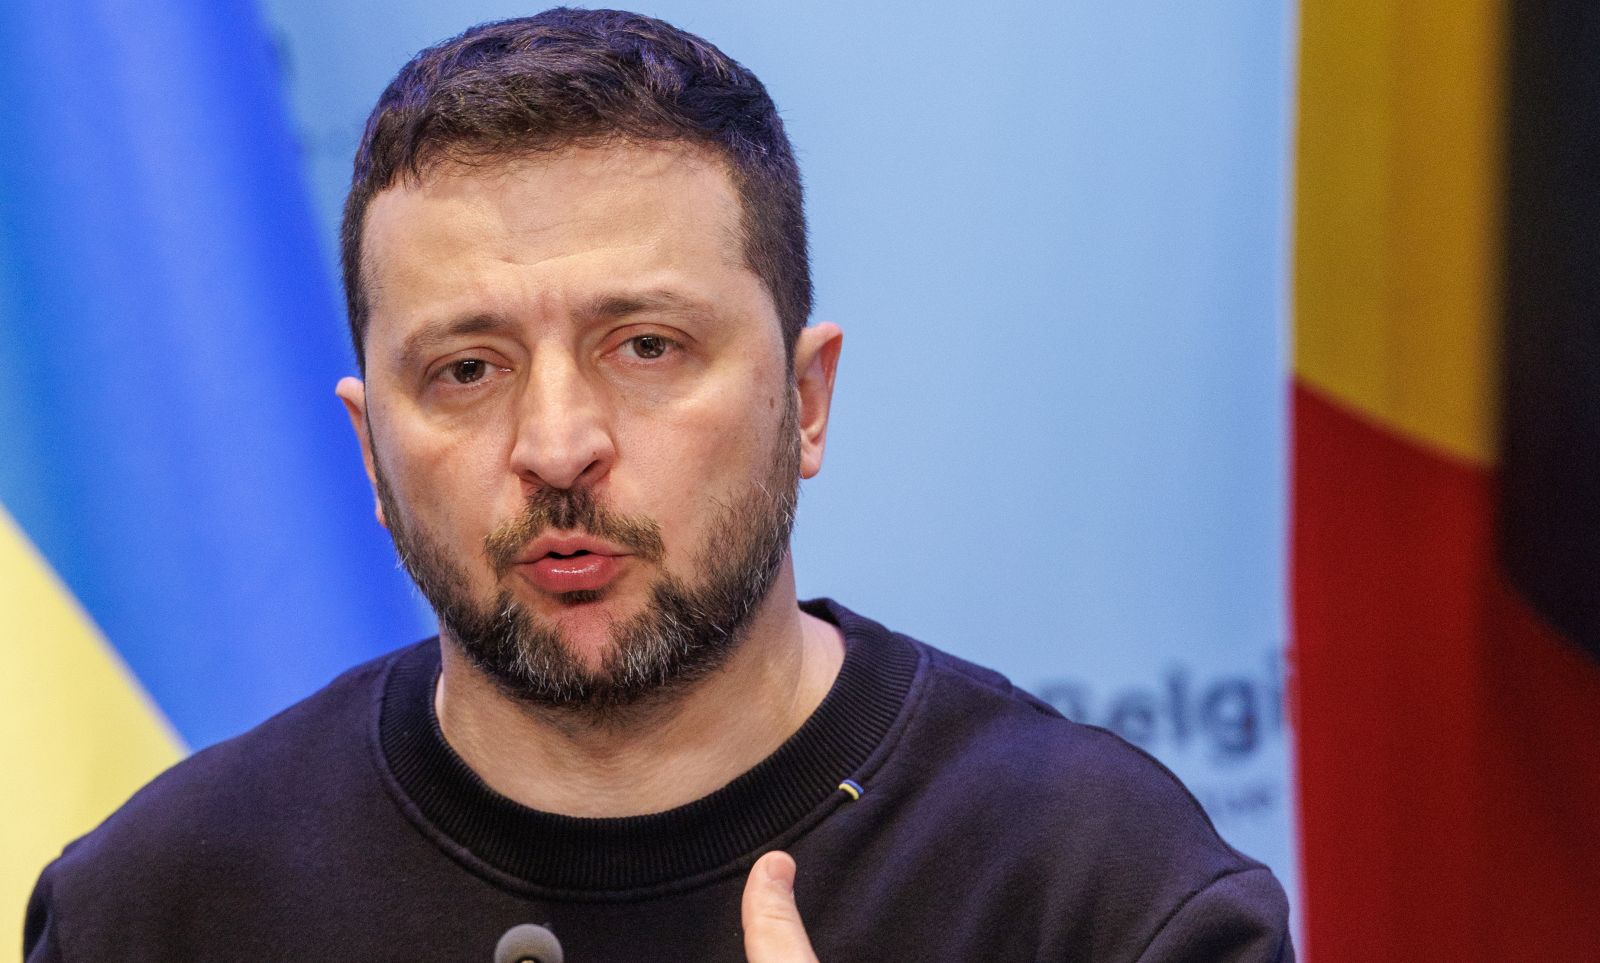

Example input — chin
[537,593,629,657]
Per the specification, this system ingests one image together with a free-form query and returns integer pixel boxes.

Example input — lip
[512,533,630,595]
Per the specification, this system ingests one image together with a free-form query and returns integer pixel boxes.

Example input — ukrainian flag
[0,1,423,952]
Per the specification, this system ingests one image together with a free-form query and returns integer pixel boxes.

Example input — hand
[741,851,821,962]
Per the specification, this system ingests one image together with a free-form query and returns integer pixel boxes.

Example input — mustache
[484,487,666,576]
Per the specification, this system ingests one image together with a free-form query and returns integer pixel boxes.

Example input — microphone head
[494,923,564,963]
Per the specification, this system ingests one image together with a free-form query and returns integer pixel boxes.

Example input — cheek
[614,381,785,525]
[379,414,515,545]
[627,367,780,463]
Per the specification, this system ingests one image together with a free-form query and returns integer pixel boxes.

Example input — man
[25,9,1292,961]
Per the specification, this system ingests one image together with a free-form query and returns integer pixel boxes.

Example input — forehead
[359,142,758,341]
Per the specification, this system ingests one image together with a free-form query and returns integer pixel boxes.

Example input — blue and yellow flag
[0,0,424,949]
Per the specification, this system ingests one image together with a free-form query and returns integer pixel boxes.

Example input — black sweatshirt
[25,599,1292,961]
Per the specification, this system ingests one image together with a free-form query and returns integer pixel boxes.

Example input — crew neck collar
[376,598,920,894]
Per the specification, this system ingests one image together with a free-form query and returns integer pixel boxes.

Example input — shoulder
[913,642,1224,821]
[882,634,1290,958]
[25,642,428,956]
[818,599,1234,851]
[915,640,1252,866]
[79,642,410,839]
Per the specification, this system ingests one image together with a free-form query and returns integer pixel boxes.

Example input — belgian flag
[1293,0,1600,957]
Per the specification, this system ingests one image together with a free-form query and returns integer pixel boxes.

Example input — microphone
[494,923,564,963]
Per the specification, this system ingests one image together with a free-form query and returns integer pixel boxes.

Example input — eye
[439,358,503,386]
[623,334,673,360]
[449,359,488,383]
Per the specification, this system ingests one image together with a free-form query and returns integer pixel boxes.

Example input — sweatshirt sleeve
[1134,867,1294,963]
[23,861,67,963]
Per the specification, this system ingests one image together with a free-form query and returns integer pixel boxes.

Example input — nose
[507,351,615,491]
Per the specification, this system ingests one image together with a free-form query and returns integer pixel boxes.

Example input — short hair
[340,7,811,372]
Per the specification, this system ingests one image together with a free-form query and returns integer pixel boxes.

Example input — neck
[432,564,845,817]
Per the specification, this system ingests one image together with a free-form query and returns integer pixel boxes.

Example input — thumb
[741,851,820,963]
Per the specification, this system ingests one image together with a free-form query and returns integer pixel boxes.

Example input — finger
[741,851,820,963]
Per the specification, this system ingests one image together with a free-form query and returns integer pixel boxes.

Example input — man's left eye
[625,335,672,360]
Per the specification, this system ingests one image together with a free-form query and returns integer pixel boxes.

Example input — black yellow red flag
[1293,0,1600,957]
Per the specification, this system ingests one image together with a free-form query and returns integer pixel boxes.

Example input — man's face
[338,142,833,713]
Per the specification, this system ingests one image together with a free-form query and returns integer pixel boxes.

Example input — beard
[372,399,800,720]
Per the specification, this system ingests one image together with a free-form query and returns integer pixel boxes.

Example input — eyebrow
[395,313,515,372]
[580,289,718,324]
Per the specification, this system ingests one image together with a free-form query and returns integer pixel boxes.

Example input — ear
[335,376,388,529]
[792,322,843,479]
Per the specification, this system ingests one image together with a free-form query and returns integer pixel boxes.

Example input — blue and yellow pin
[837,779,864,801]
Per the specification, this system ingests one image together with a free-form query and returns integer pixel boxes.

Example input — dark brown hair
[341,8,810,371]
